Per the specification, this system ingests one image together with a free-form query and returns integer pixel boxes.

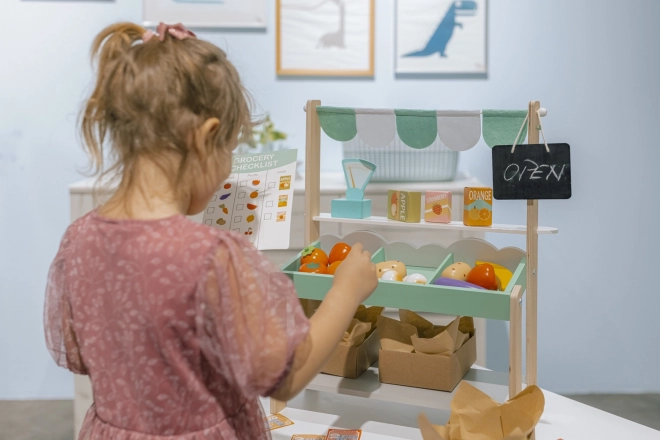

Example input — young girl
[45,22,378,440]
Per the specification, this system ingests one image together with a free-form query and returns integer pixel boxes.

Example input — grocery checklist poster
[202,149,298,250]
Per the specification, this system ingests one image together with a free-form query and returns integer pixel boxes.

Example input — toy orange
[299,262,327,274]
[327,261,342,275]
[329,242,351,264]
[301,246,329,266]
[466,263,498,290]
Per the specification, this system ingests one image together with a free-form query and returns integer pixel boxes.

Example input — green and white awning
[316,106,529,151]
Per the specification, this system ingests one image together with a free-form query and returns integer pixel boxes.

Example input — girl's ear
[195,117,220,160]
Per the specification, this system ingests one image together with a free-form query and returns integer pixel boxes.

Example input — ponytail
[82,23,145,176]
[91,22,145,70]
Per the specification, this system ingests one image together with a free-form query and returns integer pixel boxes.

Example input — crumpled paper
[341,306,384,347]
[378,311,473,356]
[418,382,545,440]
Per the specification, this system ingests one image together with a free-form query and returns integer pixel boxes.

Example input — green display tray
[281,237,526,321]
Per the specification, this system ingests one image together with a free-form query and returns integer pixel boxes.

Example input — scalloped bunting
[355,108,396,148]
[482,110,528,148]
[317,106,357,142]
[436,110,482,151]
[395,109,438,149]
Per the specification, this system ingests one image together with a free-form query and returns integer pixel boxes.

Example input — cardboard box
[387,190,421,223]
[321,328,380,379]
[377,312,476,392]
[378,335,476,392]
[321,306,383,379]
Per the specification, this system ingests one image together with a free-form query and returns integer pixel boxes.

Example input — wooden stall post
[526,101,540,388]
[301,99,323,318]
[509,285,523,398]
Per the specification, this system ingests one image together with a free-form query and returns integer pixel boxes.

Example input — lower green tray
[281,239,526,321]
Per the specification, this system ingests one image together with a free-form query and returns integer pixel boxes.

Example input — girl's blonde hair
[81,22,253,201]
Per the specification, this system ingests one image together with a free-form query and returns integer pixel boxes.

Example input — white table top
[260,386,659,440]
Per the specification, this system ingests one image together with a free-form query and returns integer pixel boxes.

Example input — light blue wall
[1,0,659,399]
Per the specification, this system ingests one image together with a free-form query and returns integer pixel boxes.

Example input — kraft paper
[341,306,385,347]
[418,382,545,440]
[379,311,473,356]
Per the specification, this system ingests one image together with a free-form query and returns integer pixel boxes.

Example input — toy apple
[466,263,498,290]
[376,260,407,279]
[433,278,485,289]
[441,262,472,281]
[403,273,428,284]
[381,270,403,282]
[327,261,342,275]
[299,262,327,274]
[301,246,329,266]
[329,242,351,264]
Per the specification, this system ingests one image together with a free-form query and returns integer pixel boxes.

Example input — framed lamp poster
[395,0,487,75]
[144,0,267,29]
[277,0,375,77]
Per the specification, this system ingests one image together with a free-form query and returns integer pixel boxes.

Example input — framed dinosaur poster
[395,0,487,75]
[276,0,375,76]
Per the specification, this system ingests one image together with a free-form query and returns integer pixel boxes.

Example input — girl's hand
[331,243,378,306]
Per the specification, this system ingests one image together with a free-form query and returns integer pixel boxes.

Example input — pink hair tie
[143,23,196,42]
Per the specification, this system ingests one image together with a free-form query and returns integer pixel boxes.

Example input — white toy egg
[381,270,403,282]
[403,273,428,284]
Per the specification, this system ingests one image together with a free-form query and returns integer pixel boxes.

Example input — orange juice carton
[387,190,421,223]
[464,187,493,227]
[424,191,452,223]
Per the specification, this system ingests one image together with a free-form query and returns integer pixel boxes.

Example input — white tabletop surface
[260,386,660,440]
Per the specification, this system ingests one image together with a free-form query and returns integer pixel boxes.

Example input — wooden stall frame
[272,100,546,419]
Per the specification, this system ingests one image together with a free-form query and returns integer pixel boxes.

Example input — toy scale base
[331,198,372,219]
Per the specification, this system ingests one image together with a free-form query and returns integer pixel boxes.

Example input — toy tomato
[466,263,498,290]
[299,262,327,274]
[328,243,351,264]
[301,246,329,266]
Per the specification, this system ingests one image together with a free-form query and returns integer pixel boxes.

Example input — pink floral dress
[44,211,310,439]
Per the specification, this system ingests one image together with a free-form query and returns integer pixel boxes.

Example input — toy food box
[463,187,493,227]
[387,190,421,223]
[322,306,382,379]
[378,312,476,392]
[425,191,452,223]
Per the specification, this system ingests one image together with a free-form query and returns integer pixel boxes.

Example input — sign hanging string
[510,109,550,153]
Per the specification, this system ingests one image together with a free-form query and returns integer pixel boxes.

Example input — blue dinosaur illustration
[404,0,478,58]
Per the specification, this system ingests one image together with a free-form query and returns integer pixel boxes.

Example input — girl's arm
[270,243,377,401]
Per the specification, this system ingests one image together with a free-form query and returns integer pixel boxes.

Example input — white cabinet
[68,173,485,439]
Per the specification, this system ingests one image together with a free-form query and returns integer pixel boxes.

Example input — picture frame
[143,0,267,29]
[276,0,375,77]
[395,0,487,76]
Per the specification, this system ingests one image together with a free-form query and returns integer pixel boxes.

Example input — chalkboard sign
[492,143,571,200]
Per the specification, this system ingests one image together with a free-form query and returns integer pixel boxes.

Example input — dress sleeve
[43,226,87,375]
[196,233,310,398]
